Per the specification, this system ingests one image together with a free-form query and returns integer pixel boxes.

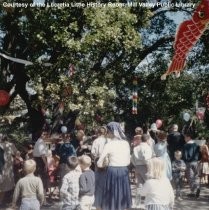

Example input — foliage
[0,0,209,139]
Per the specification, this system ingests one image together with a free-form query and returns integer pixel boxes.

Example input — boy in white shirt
[60,156,81,210]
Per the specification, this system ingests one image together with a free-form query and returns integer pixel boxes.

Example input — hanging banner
[132,77,138,115]
[0,52,52,66]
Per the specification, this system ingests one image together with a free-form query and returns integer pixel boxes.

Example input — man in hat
[167,124,185,161]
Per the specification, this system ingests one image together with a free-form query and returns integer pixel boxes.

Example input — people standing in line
[154,131,172,180]
[97,122,132,210]
[131,134,153,206]
[167,124,185,161]
[32,130,50,207]
[60,156,81,210]
[12,159,44,210]
[182,132,201,198]
[57,132,76,182]
[79,155,95,210]
[141,157,175,210]
[172,150,186,201]
[91,126,108,210]
[0,134,17,208]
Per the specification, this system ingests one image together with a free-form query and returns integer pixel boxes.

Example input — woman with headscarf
[97,122,132,210]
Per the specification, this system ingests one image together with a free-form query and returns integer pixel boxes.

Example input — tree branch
[139,36,175,62]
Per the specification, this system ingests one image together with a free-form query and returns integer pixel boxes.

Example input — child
[47,150,59,198]
[47,150,58,184]
[199,144,209,184]
[78,155,95,210]
[12,159,44,210]
[60,156,81,210]
[13,150,24,183]
[25,144,33,160]
[141,157,174,210]
[172,150,186,200]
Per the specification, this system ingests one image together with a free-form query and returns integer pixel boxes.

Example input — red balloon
[196,111,205,120]
[156,119,163,128]
[0,90,10,106]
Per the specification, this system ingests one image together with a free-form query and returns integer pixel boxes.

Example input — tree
[0,0,208,137]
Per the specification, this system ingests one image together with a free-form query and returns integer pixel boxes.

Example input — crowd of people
[0,122,209,210]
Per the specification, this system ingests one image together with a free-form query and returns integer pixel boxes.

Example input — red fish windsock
[161,0,209,80]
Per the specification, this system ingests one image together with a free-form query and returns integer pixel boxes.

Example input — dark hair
[66,156,78,170]
[141,134,150,142]
[184,132,192,138]
[27,144,33,150]
[157,131,167,141]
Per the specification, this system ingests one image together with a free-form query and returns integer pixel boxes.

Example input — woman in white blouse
[141,157,174,210]
[97,122,132,210]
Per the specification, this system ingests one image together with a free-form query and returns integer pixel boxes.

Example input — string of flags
[132,77,138,115]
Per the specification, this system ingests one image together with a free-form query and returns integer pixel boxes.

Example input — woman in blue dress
[154,131,172,180]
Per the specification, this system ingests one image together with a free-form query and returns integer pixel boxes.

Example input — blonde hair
[98,126,107,135]
[135,127,143,135]
[67,156,79,170]
[24,159,36,174]
[79,155,92,168]
[147,157,165,179]
[174,150,182,157]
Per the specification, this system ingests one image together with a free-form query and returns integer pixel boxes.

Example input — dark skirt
[94,169,107,208]
[101,166,132,210]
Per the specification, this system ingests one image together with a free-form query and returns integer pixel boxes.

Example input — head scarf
[107,122,126,140]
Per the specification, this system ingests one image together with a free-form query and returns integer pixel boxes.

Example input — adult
[0,134,17,207]
[71,129,85,151]
[182,132,201,198]
[91,126,108,162]
[97,122,132,210]
[32,130,50,207]
[167,124,185,161]
[141,157,174,210]
[91,126,108,210]
[131,134,153,206]
[154,131,172,180]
